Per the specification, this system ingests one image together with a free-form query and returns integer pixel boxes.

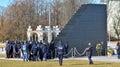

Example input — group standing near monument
[5,40,68,62]
[5,39,120,65]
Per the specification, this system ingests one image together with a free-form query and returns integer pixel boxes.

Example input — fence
[63,47,87,58]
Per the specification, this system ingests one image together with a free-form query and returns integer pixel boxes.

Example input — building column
[36,25,44,42]
[53,26,60,37]
[45,26,52,43]
[27,33,31,41]
[48,32,52,43]
[38,33,43,42]
[27,26,32,41]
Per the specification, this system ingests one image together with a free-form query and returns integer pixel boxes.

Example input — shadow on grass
[93,63,112,65]
[70,63,86,66]
[70,62,112,66]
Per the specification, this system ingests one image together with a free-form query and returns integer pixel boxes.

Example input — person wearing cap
[57,40,64,66]
[85,43,94,64]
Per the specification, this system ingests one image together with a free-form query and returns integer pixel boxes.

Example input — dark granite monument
[57,4,107,56]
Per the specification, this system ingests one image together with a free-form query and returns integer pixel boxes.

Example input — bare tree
[107,1,120,40]
[113,14,120,40]
[2,0,85,40]
[0,6,5,41]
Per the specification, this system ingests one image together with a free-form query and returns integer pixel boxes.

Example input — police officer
[57,40,64,66]
[28,41,33,61]
[48,40,55,59]
[9,41,14,58]
[31,41,39,61]
[14,41,21,58]
[42,41,48,61]
[38,40,43,61]
[64,42,68,55]
[85,43,93,64]
[5,41,11,58]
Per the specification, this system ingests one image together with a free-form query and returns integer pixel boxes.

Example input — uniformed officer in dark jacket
[5,41,11,58]
[85,43,93,64]
[38,40,43,61]
[31,41,39,61]
[9,41,14,58]
[14,41,21,58]
[57,40,64,66]
[49,40,55,59]
[64,42,68,55]
[28,41,33,60]
[42,41,48,61]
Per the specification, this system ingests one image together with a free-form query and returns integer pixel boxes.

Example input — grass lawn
[0,54,120,67]
[0,54,5,58]
[0,59,120,67]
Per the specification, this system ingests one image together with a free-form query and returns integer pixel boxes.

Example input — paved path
[0,56,120,63]
[67,56,120,62]
[0,48,5,54]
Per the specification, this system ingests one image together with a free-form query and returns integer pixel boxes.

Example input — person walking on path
[85,43,94,64]
[57,40,64,66]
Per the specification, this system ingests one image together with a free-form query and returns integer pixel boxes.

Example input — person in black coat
[14,41,21,58]
[49,40,55,59]
[117,41,120,59]
[85,43,93,64]
[42,41,48,61]
[5,41,11,58]
[31,41,39,61]
[64,42,68,55]
[38,40,43,61]
[28,41,33,61]
[57,40,64,66]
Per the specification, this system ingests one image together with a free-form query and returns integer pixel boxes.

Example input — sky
[0,0,10,7]
[0,0,100,7]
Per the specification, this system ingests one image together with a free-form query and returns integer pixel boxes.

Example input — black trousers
[58,54,63,66]
[88,56,93,64]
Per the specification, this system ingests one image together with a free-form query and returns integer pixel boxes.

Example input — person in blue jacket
[85,43,94,64]
[57,40,64,66]
[21,41,29,61]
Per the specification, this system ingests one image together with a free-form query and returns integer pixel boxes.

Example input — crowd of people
[5,40,68,62]
[4,39,120,65]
